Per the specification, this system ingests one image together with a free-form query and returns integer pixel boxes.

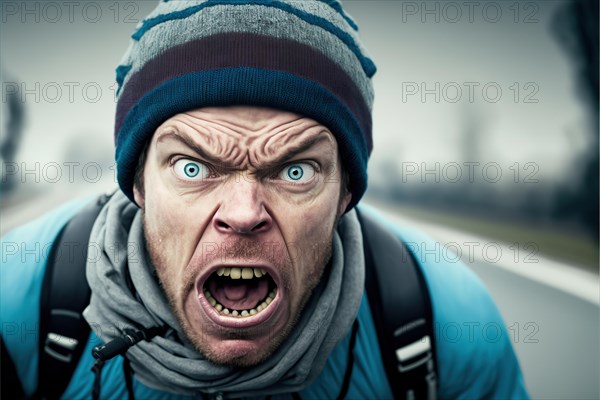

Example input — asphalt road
[369,201,599,400]
[471,259,598,399]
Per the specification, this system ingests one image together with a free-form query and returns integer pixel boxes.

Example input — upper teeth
[216,267,267,279]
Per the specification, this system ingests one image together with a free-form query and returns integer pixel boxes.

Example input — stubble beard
[141,213,336,368]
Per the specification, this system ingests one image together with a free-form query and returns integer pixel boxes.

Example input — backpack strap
[37,194,111,400]
[356,209,438,400]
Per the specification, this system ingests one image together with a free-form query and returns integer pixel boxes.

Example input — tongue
[208,278,269,311]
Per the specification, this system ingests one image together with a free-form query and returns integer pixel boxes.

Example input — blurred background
[1,1,598,398]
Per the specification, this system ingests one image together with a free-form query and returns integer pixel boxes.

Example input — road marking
[368,202,599,305]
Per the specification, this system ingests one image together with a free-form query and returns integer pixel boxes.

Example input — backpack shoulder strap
[356,209,438,400]
[38,194,111,400]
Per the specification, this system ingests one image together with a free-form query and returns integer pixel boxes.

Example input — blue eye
[288,166,304,180]
[173,159,210,180]
[280,163,315,183]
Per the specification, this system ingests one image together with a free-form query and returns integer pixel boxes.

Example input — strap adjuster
[44,332,79,363]
[396,335,432,372]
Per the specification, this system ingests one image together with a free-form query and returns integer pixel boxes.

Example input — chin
[176,290,297,368]
[198,339,276,368]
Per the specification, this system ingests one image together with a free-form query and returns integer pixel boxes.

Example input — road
[471,259,598,399]
[369,200,599,400]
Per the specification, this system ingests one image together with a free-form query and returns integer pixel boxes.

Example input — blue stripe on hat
[116,67,368,209]
[115,64,132,96]
[317,0,359,31]
[131,0,376,77]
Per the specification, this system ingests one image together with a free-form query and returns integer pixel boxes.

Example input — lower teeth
[204,288,277,318]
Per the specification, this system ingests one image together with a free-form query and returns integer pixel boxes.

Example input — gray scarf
[83,191,365,398]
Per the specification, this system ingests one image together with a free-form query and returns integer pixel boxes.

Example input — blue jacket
[1,198,529,399]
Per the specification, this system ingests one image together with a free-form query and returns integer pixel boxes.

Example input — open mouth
[201,267,278,319]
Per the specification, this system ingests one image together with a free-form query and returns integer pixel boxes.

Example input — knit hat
[114,0,376,210]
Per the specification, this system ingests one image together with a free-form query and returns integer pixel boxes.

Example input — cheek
[284,199,337,279]
[143,184,203,271]
[289,188,339,236]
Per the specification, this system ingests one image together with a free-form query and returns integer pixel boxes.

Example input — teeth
[213,267,270,280]
[203,288,277,318]
[241,268,254,279]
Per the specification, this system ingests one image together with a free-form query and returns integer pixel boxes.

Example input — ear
[338,191,352,216]
[133,184,145,209]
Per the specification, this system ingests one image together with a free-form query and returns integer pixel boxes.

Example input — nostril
[216,221,230,230]
[213,206,272,234]
[214,218,270,234]
[252,221,268,232]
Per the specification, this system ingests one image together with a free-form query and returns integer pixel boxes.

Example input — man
[1,1,528,398]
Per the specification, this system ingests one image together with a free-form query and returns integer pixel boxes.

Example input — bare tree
[551,0,599,239]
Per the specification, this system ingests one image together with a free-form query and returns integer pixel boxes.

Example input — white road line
[368,202,599,305]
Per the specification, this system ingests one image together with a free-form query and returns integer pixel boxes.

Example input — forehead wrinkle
[175,114,247,166]
[162,110,336,171]
[248,129,335,169]
[263,124,333,157]
[241,117,306,152]
[179,112,246,137]
[156,124,245,169]
[176,119,245,167]
[178,112,305,169]
[192,107,303,133]
[243,128,312,172]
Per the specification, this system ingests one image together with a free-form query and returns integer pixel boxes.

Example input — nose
[213,179,272,235]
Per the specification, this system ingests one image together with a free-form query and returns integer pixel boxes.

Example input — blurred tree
[551,0,599,239]
[1,69,26,194]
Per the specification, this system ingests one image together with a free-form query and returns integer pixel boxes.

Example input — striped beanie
[114,0,376,210]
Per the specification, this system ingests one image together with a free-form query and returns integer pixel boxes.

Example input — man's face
[134,106,351,367]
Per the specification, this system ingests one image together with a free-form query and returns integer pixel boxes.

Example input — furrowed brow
[260,134,331,169]
[156,128,334,171]
[156,130,228,167]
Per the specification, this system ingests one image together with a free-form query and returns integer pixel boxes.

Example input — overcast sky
[1,0,592,192]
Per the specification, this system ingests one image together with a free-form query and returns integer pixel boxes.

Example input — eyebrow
[157,130,226,167]
[261,134,332,169]
[156,129,332,170]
